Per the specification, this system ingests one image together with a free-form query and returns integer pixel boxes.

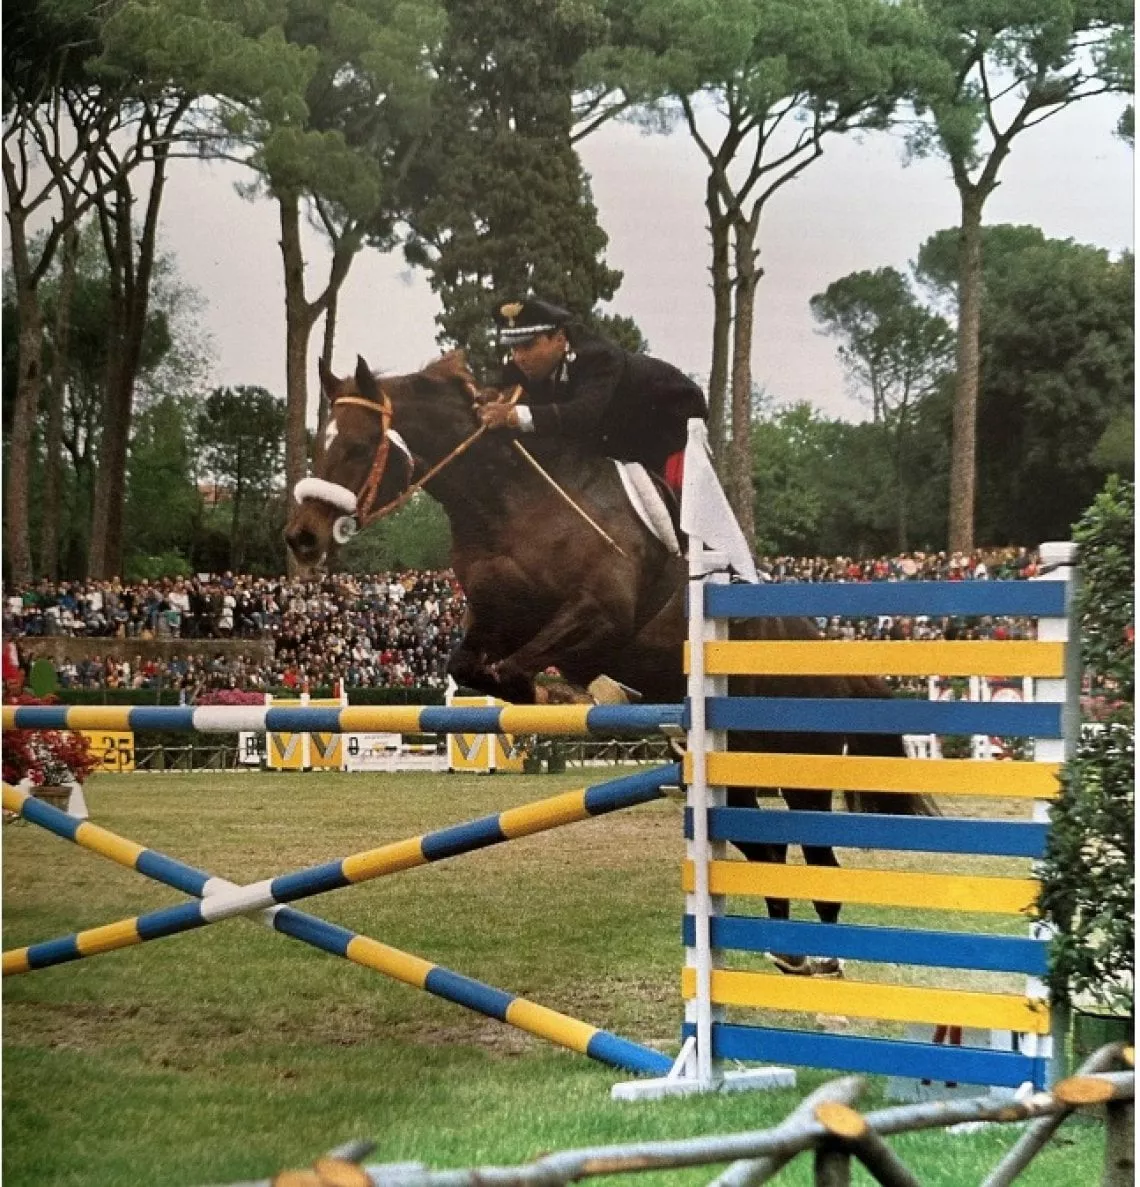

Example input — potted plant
[1037,478,1134,1061]
[3,693,98,809]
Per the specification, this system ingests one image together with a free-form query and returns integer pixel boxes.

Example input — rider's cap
[494,298,572,346]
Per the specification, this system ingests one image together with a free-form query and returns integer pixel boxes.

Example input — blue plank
[264,707,343,733]
[681,915,1049,975]
[699,697,1062,738]
[688,807,1049,857]
[583,763,678,813]
[585,1032,673,1076]
[9,707,71,730]
[270,860,353,901]
[703,580,1066,620]
[424,967,514,1020]
[272,908,355,958]
[421,815,506,861]
[683,1022,1044,1088]
[129,706,196,731]
[585,704,685,734]
[419,707,500,733]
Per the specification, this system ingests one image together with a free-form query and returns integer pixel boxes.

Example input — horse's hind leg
[726,788,813,976]
[784,788,844,977]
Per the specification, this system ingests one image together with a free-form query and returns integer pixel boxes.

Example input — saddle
[616,462,684,556]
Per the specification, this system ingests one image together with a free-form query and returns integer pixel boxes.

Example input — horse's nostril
[285,527,318,554]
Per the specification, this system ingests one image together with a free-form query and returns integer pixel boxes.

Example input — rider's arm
[527,340,626,440]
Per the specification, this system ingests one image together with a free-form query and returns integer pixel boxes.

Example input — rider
[477,297,707,496]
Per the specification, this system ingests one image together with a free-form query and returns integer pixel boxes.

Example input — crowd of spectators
[3,571,464,696]
[2,548,1039,696]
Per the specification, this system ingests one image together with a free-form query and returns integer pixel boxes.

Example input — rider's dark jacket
[501,327,708,476]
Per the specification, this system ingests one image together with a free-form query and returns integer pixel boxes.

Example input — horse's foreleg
[447,626,532,702]
[492,599,631,704]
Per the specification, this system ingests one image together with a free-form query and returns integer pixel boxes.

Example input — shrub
[1038,477,1134,1016]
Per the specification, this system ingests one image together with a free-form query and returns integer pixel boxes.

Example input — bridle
[292,379,520,544]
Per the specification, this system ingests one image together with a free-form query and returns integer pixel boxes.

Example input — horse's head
[284,351,484,571]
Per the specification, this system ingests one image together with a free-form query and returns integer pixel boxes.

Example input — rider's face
[510,329,567,381]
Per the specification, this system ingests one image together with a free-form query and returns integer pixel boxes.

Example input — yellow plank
[505,1000,596,1054]
[687,752,1060,799]
[500,790,588,839]
[339,706,426,733]
[74,823,146,869]
[682,860,1038,914]
[346,936,433,988]
[499,706,591,735]
[695,640,1064,678]
[681,968,1050,1033]
[59,707,136,731]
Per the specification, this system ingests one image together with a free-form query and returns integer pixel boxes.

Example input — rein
[330,386,522,529]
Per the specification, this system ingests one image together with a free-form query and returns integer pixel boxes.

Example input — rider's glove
[478,403,518,430]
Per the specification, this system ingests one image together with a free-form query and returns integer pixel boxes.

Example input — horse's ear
[318,357,341,400]
[354,356,378,400]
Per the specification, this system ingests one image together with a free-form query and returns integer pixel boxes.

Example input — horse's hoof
[771,953,813,976]
[809,957,845,979]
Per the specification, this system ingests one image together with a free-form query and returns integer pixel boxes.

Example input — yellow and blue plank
[1,703,684,736]
[681,915,1049,976]
[1,784,670,1076]
[700,696,1062,738]
[682,860,1039,915]
[684,1021,1046,1089]
[4,763,678,975]
[684,752,1060,800]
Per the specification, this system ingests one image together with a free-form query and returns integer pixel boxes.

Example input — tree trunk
[230,468,244,572]
[316,293,339,446]
[894,421,909,553]
[280,189,317,520]
[705,180,732,470]
[948,189,985,552]
[42,224,80,581]
[727,220,761,550]
[6,290,43,585]
[3,184,46,585]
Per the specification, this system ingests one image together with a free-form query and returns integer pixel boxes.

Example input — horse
[285,352,937,975]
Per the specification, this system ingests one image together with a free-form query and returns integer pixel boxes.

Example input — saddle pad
[615,462,681,556]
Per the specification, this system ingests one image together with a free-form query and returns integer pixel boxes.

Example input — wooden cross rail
[210,1044,1133,1187]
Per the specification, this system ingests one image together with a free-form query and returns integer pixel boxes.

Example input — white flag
[680,419,759,583]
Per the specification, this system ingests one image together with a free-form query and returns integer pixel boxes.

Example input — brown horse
[285,352,935,972]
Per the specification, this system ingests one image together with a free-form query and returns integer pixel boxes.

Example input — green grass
[3,771,1104,1186]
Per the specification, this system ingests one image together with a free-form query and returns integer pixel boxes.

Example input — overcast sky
[158,92,1133,424]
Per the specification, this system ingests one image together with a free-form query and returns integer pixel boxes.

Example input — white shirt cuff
[514,405,534,432]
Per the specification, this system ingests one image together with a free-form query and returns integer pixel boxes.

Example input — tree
[810,266,955,548]
[85,1,314,578]
[403,0,625,376]
[235,0,443,505]
[3,0,119,583]
[124,396,201,578]
[4,0,314,579]
[604,0,932,547]
[3,222,209,579]
[919,227,1133,544]
[909,0,1133,551]
[196,387,287,571]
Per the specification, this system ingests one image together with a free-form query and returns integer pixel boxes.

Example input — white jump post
[1033,540,1081,1083]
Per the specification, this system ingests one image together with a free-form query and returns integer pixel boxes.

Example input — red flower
[2,692,97,786]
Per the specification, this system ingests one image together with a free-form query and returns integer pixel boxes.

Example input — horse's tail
[843,724,941,816]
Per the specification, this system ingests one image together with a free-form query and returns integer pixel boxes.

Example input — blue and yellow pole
[3,763,679,975]
[2,784,672,1076]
